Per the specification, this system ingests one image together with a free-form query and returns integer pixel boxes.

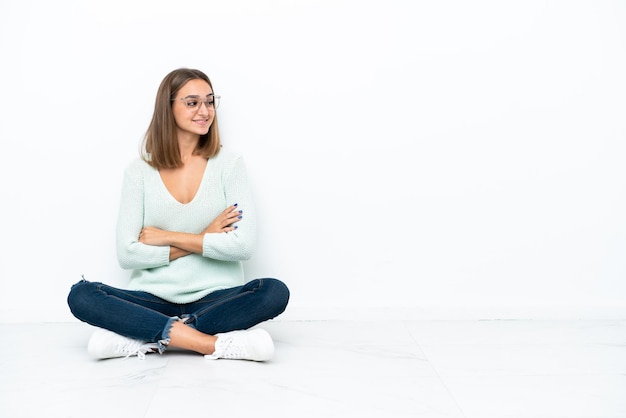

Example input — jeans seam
[96,284,172,306]
[192,279,264,318]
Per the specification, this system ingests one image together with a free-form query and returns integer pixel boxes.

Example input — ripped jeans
[67,278,290,352]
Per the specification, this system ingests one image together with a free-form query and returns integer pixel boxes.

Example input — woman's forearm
[140,227,204,254]
[169,245,192,261]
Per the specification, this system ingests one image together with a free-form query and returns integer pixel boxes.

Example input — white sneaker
[87,328,158,360]
[205,328,274,361]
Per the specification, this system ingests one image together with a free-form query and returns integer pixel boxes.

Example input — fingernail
[235,226,239,229]
[238,210,243,213]
[234,203,238,207]
[238,216,242,219]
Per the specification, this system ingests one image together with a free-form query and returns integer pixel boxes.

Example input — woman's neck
[177,134,200,162]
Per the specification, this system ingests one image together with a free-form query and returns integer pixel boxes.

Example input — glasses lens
[185,98,199,109]
[178,96,219,110]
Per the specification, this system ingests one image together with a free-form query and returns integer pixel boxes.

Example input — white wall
[1,0,625,322]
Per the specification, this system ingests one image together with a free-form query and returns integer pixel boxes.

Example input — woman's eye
[186,100,198,107]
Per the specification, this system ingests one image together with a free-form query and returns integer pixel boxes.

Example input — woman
[67,68,290,361]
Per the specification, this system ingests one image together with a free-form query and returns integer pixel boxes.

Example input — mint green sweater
[115,149,256,303]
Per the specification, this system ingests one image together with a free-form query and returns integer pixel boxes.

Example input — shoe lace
[221,338,247,359]
[117,340,158,360]
[206,335,246,360]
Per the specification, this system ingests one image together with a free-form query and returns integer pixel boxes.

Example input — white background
[1,0,625,322]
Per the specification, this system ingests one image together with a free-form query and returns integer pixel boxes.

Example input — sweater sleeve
[115,161,171,270]
[202,154,257,261]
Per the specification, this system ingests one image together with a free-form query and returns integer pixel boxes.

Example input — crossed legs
[67,278,290,357]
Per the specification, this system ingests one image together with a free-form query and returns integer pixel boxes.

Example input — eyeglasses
[172,94,221,110]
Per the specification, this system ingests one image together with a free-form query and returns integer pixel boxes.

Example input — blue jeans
[67,278,290,350]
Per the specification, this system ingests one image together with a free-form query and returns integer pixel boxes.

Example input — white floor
[1,320,625,418]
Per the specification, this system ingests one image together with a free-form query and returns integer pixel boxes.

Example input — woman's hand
[139,227,191,261]
[138,226,172,246]
[203,204,242,234]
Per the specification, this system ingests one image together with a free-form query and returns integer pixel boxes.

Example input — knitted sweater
[115,149,256,303]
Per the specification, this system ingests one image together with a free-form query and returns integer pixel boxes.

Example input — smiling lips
[193,119,210,126]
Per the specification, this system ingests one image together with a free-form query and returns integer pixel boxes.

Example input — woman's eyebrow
[183,93,214,99]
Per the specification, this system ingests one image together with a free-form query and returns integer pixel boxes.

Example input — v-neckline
[157,160,210,205]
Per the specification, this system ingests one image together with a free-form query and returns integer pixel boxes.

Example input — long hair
[142,68,221,169]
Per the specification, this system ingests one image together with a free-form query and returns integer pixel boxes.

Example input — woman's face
[171,79,215,139]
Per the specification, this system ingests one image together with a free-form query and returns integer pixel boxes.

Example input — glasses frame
[171,94,220,110]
